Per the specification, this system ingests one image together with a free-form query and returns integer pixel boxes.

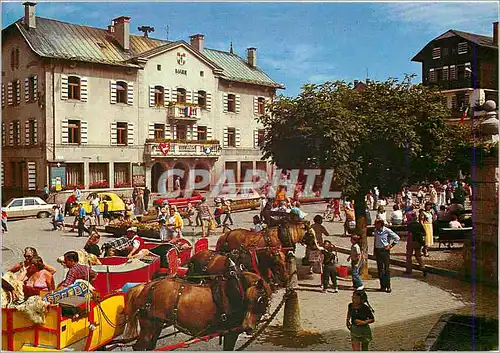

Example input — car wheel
[37,211,51,218]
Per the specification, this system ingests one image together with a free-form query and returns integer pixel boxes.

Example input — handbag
[209,217,216,231]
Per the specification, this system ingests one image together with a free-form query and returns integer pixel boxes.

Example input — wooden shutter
[235,128,241,147]
[254,130,259,148]
[32,75,38,101]
[9,122,13,146]
[7,82,13,105]
[192,124,198,140]
[165,124,172,139]
[33,120,38,144]
[2,84,5,107]
[223,127,228,147]
[15,121,20,145]
[2,122,5,146]
[80,77,88,102]
[186,90,192,104]
[206,92,212,111]
[110,80,117,104]
[253,97,259,114]
[25,77,30,102]
[16,80,20,105]
[81,120,88,144]
[223,93,228,113]
[148,122,155,139]
[25,121,30,145]
[450,66,456,80]
[171,88,177,103]
[61,74,68,100]
[164,88,171,105]
[172,124,177,140]
[149,85,155,107]
[206,126,213,140]
[127,82,134,105]
[192,90,198,105]
[110,122,117,145]
[235,95,241,114]
[127,123,134,145]
[61,119,69,144]
[28,162,36,191]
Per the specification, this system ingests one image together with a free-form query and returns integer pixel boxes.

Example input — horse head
[240,272,272,333]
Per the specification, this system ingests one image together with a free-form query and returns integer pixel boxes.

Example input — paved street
[2,201,497,350]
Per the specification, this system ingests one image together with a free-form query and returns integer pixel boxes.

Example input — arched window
[154,85,164,107]
[116,81,128,103]
[177,88,186,103]
[68,76,81,100]
[197,90,206,109]
[227,94,236,112]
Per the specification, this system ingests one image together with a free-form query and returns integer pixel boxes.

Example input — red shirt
[131,235,145,251]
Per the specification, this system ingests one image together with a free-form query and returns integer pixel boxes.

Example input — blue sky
[2,1,498,97]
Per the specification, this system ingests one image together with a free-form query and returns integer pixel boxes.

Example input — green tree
[258,76,469,274]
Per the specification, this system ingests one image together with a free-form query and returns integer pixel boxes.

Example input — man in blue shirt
[77,203,88,238]
[373,219,400,293]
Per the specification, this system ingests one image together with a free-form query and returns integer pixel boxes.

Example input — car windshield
[4,198,14,207]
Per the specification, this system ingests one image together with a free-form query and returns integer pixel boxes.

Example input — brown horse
[186,249,288,287]
[123,271,272,351]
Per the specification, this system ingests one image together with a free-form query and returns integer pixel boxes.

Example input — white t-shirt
[375,212,387,223]
[449,220,462,229]
[390,210,403,223]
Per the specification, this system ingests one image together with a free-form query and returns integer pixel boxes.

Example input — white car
[3,197,56,219]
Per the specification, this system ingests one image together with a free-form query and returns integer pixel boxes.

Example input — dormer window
[432,47,441,59]
[458,42,468,54]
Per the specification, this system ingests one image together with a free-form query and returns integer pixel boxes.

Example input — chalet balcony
[144,139,221,158]
[167,103,199,121]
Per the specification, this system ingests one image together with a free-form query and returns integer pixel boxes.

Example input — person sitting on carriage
[251,215,264,232]
[56,251,97,289]
[290,202,307,220]
[123,227,145,259]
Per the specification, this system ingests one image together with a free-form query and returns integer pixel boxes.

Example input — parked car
[80,192,126,218]
[3,197,56,219]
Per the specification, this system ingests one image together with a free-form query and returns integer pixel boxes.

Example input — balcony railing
[145,139,221,158]
[167,103,199,121]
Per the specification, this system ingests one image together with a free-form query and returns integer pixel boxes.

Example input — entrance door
[151,163,165,193]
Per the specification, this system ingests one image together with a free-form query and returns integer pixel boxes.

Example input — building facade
[412,22,499,123]
[2,3,284,199]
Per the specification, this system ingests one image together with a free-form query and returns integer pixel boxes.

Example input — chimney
[113,16,130,51]
[190,34,205,52]
[108,24,115,33]
[23,2,36,30]
[494,22,499,46]
[247,47,257,68]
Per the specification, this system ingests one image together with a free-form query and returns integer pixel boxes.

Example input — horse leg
[223,332,240,351]
[133,317,164,351]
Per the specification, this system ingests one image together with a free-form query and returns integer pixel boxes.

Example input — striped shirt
[61,264,96,287]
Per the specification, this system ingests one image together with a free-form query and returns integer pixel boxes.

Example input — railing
[145,141,221,157]
[167,104,199,120]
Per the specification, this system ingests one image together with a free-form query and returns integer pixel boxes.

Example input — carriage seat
[58,296,89,317]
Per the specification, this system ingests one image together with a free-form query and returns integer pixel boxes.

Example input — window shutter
[206,126,213,140]
[186,90,192,104]
[80,77,88,102]
[127,82,134,105]
[253,97,259,114]
[253,130,259,148]
[429,69,436,82]
[9,122,13,146]
[2,122,6,146]
[149,85,155,107]
[223,93,228,113]
[192,90,198,105]
[28,162,36,191]
[206,92,212,111]
[235,128,241,147]
[16,80,21,105]
[443,66,449,81]
[81,120,88,144]
[25,120,30,145]
[33,120,38,144]
[15,121,20,145]
[61,119,69,144]
[450,66,456,80]
[148,122,155,139]
[25,77,30,102]
[172,124,177,140]
[464,63,472,78]
[171,88,177,103]
[451,95,458,109]
[127,123,134,145]
[192,124,198,140]
[165,124,172,139]
[223,127,228,147]
[7,82,13,105]
[235,95,241,114]
[61,74,68,100]
[110,122,117,145]
[2,84,5,107]
[432,47,441,59]
[110,80,117,104]
[33,75,38,101]
[164,88,171,106]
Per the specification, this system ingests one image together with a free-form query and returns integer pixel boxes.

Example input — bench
[435,227,472,249]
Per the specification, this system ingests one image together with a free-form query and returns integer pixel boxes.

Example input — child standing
[347,235,364,290]
[346,290,375,351]
[321,240,338,293]
[103,200,110,226]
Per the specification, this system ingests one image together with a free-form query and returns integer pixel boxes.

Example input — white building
[2,3,284,199]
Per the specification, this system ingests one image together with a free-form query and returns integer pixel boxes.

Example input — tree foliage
[258,76,470,197]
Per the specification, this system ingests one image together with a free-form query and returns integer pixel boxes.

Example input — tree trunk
[354,193,371,278]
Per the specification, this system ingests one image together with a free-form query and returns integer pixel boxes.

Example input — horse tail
[123,283,146,339]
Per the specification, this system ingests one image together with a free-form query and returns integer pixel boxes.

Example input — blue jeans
[352,260,363,288]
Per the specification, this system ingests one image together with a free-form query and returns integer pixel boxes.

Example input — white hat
[127,227,138,233]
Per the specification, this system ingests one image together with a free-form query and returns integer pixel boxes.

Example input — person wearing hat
[124,227,144,258]
[222,199,234,226]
